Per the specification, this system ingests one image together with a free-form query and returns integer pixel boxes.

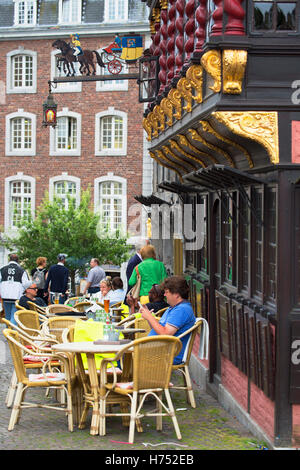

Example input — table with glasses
[52,341,133,435]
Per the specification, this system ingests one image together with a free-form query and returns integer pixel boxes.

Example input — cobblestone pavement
[0,324,266,451]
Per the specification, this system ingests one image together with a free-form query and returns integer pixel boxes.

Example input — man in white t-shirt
[83,258,106,295]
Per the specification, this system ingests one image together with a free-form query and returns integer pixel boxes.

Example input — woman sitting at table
[94,277,113,303]
[109,277,126,305]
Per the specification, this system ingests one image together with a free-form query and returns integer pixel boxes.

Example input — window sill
[6,151,35,157]
[95,151,126,157]
[7,88,36,94]
[50,151,81,157]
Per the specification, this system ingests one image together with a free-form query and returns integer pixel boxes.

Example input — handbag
[128,265,141,300]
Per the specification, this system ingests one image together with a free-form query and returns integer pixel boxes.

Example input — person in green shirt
[128,244,167,304]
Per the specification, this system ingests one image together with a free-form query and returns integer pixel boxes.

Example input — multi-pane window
[223,195,233,283]
[266,189,277,302]
[240,197,250,291]
[99,181,123,232]
[101,116,123,151]
[10,117,32,152]
[200,196,208,273]
[60,0,81,23]
[11,55,33,89]
[54,181,77,209]
[253,190,263,296]
[14,1,36,26]
[96,52,127,91]
[10,180,32,228]
[253,1,297,31]
[56,117,77,151]
[106,0,127,21]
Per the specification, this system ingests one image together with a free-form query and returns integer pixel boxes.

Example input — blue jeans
[3,301,17,325]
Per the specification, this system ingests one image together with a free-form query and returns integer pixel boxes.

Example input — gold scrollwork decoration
[149,151,184,181]
[222,50,247,94]
[212,111,279,164]
[199,120,253,168]
[162,145,197,171]
[201,50,221,93]
[160,97,173,127]
[147,111,159,139]
[177,134,217,165]
[169,139,206,168]
[176,77,193,113]
[188,128,234,167]
[156,149,189,173]
[153,105,165,132]
[143,117,152,142]
[185,65,203,104]
[168,88,182,120]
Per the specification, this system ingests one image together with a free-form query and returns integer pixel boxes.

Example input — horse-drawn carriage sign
[52,33,144,78]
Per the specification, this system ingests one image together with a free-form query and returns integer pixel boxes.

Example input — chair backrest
[134,316,154,339]
[131,335,182,391]
[27,300,46,314]
[178,318,203,364]
[110,301,122,308]
[14,310,42,336]
[155,307,168,317]
[3,329,29,382]
[42,317,77,343]
[73,301,93,312]
[64,297,80,307]
[15,299,25,310]
[62,324,75,343]
[46,304,77,315]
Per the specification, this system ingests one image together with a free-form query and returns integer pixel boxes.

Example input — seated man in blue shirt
[139,275,196,365]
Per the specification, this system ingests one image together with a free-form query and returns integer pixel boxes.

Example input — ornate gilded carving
[153,105,165,131]
[162,145,197,170]
[149,151,184,181]
[156,149,190,173]
[147,111,159,139]
[185,65,203,104]
[143,117,152,141]
[188,128,234,167]
[168,87,182,120]
[176,77,193,112]
[178,133,218,165]
[201,50,221,93]
[199,120,253,168]
[169,138,206,167]
[212,111,279,164]
[160,97,173,127]
[222,50,247,94]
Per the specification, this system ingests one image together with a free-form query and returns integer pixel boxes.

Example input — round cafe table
[52,341,133,435]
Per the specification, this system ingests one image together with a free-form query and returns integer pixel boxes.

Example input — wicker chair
[3,328,75,432]
[1,317,59,408]
[42,317,78,343]
[64,297,81,307]
[155,307,168,317]
[99,335,182,443]
[171,318,203,408]
[27,300,47,316]
[46,304,79,316]
[14,310,46,337]
[73,301,93,313]
[15,300,25,311]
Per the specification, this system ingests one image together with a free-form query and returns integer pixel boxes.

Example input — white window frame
[4,173,35,232]
[95,108,127,157]
[13,0,37,26]
[96,50,128,92]
[7,49,37,94]
[6,109,36,157]
[50,108,81,156]
[51,50,82,93]
[58,0,82,24]
[104,0,128,22]
[94,173,127,235]
[49,173,81,208]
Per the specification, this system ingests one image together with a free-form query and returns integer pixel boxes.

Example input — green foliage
[1,189,129,279]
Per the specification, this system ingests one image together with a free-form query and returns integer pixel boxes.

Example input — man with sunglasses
[19,280,47,310]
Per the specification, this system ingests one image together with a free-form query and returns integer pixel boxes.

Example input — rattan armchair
[1,317,58,408]
[42,317,78,343]
[46,304,79,316]
[15,300,25,311]
[73,301,93,312]
[27,300,47,316]
[171,318,203,408]
[64,296,82,307]
[3,328,75,432]
[14,310,46,337]
[99,335,182,443]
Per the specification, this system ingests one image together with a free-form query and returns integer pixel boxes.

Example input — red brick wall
[0,35,144,227]
[221,355,275,440]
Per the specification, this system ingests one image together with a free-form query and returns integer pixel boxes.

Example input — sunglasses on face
[28,287,38,291]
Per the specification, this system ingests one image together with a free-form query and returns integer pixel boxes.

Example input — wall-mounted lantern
[42,81,57,128]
